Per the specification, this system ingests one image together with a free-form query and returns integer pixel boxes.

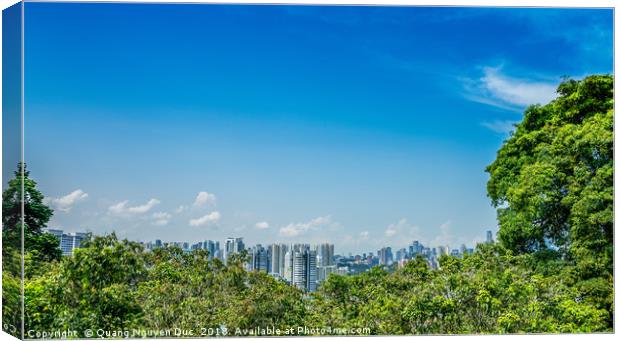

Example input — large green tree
[485,75,613,326]
[2,163,60,263]
[486,75,612,266]
[3,163,61,338]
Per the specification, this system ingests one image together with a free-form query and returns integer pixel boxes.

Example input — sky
[12,3,613,254]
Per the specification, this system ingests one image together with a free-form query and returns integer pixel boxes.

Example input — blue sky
[17,3,612,254]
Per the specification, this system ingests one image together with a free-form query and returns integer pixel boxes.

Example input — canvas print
[1,1,614,339]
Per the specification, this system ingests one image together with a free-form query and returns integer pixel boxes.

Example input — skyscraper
[44,228,88,256]
[204,240,220,260]
[409,240,422,257]
[290,246,318,292]
[486,230,493,243]
[250,244,269,272]
[283,249,293,282]
[378,246,393,266]
[224,237,245,261]
[316,243,334,267]
[268,243,288,277]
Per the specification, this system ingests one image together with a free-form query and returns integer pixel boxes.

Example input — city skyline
[44,226,492,293]
[45,226,492,261]
[8,4,613,254]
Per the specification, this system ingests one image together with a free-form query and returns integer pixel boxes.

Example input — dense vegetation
[2,75,614,338]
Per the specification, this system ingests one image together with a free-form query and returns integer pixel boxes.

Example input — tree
[485,74,613,327]
[2,163,58,263]
[486,75,612,264]
[25,234,147,335]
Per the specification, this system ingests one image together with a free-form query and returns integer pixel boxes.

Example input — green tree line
[2,75,613,337]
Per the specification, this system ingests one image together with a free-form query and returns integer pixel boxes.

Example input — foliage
[486,75,613,263]
[485,75,614,326]
[308,244,609,334]
[5,75,615,336]
[3,163,55,256]
[2,163,61,338]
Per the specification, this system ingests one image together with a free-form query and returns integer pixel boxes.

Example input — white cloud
[152,212,172,226]
[46,189,88,213]
[359,231,369,239]
[189,211,221,227]
[463,66,558,110]
[255,221,270,229]
[384,218,421,239]
[385,225,398,237]
[109,198,160,215]
[279,215,333,237]
[481,120,518,134]
[175,205,187,214]
[431,220,455,247]
[193,191,216,208]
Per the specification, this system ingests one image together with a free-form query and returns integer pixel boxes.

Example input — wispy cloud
[431,220,455,247]
[189,211,221,227]
[255,221,270,229]
[109,198,160,216]
[193,191,216,208]
[384,218,421,239]
[279,215,334,238]
[481,119,518,134]
[46,189,88,213]
[463,66,558,110]
[152,212,172,226]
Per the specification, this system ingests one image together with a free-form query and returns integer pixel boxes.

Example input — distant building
[44,228,88,256]
[317,265,337,282]
[207,240,221,259]
[437,245,449,257]
[410,240,422,257]
[460,244,467,255]
[250,244,269,272]
[290,246,318,292]
[268,243,288,276]
[378,247,393,266]
[283,249,293,282]
[486,230,493,243]
[224,237,245,261]
[316,243,334,267]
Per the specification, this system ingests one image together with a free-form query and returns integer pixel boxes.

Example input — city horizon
[44,225,493,257]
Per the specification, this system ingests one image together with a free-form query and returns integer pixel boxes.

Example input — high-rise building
[460,244,468,255]
[45,228,63,241]
[283,249,294,282]
[317,265,337,282]
[224,237,245,261]
[250,244,269,272]
[437,245,449,256]
[486,230,493,243]
[307,249,317,292]
[316,243,334,267]
[268,243,288,277]
[378,247,393,266]
[44,228,88,256]
[290,246,318,292]
[201,240,220,259]
[410,240,422,257]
